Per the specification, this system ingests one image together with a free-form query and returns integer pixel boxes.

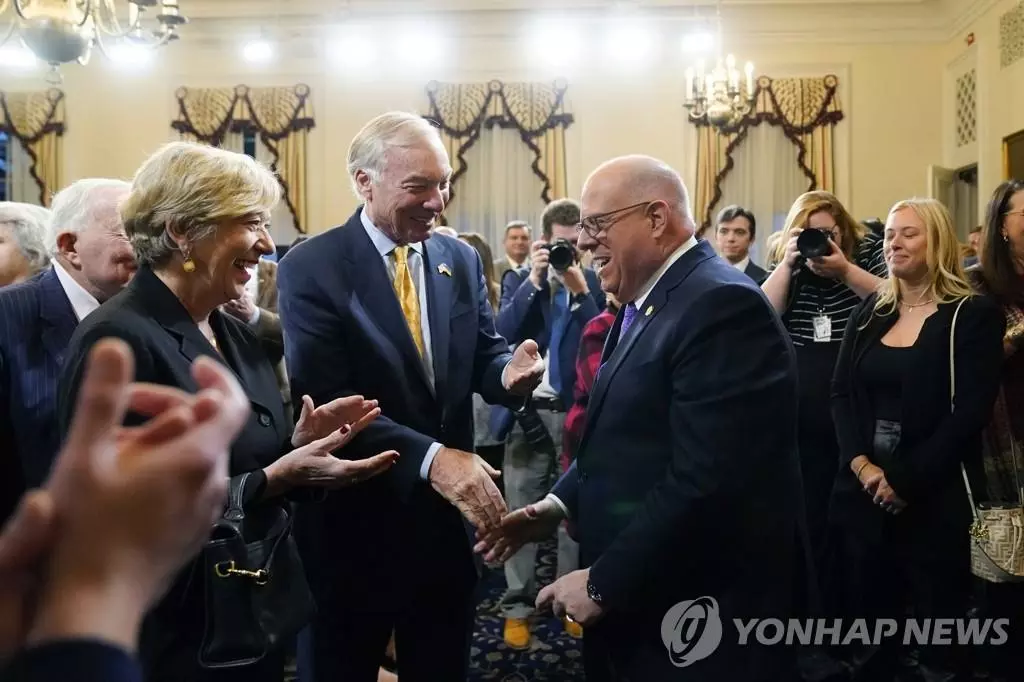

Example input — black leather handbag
[198,472,315,669]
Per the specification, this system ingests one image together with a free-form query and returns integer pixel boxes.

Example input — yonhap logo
[660,596,724,667]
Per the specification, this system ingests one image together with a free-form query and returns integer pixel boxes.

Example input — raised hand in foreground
[13,338,249,656]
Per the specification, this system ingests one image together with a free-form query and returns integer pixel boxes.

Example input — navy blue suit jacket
[551,241,802,681]
[277,210,517,610]
[0,267,78,522]
[490,267,604,439]
[2,641,140,682]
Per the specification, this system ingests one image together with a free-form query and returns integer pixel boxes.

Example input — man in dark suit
[0,179,134,524]
[494,220,531,290]
[491,198,605,648]
[277,111,544,682]
[476,156,803,681]
[715,204,767,284]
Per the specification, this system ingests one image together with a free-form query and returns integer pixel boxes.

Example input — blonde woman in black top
[831,198,1004,681]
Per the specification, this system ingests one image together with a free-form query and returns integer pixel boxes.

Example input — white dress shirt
[52,261,100,322]
[360,209,440,479]
[546,235,699,519]
[731,256,750,273]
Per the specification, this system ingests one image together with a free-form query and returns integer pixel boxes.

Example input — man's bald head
[577,156,696,304]
[582,155,693,231]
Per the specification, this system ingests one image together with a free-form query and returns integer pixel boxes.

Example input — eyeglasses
[576,201,654,239]
[1005,209,1024,218]
[807,225,839,240]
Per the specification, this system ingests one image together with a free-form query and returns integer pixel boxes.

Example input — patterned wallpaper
[956,68,977,147]
[1001,1,1024,68]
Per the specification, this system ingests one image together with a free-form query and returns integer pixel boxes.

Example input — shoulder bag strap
[224,472,252,523]
[952,299,983,523]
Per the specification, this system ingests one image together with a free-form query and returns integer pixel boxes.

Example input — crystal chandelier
[683,1,754,130]
[0,1,187,77]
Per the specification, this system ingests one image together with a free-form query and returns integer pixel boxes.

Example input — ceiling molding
[174,0,985,44]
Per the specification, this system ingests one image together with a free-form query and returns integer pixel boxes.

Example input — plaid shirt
[561,309,618,472]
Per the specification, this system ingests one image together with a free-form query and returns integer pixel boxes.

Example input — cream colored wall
[943,0,1024,217]
[3,28,945,233]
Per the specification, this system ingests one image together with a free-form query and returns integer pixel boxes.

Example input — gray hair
[121,142,281,268]
[347,111,446,197]
[0,201,51,274]
[48,178,132,255]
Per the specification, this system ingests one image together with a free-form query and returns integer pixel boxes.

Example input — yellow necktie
[392,246,425,357]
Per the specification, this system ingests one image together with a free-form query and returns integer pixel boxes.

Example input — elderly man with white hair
[0,178,134,525]
[278,112,545,681]
[0,201,51,287]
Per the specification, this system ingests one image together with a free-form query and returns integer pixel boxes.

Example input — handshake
[426,444,566,565]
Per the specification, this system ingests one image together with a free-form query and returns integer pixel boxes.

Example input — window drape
[172,84,314,233]
[692,75,844,234]
[0,89,65,206]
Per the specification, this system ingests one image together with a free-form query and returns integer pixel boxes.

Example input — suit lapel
[423,238,451,403]
[341,219,433,394]
[37,268,78,367]
[578,241,715,456]
[131,267,265,409]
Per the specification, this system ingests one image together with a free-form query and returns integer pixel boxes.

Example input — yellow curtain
[0,89,65,206]
[692,75,843,232]
[426,79,573,203]
[694,127,741,235]
[172,84,315,233]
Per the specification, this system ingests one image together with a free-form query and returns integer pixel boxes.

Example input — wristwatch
[586,578,605,606]
[570,291,590,307]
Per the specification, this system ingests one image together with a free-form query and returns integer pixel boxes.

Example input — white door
[928,165,958,218]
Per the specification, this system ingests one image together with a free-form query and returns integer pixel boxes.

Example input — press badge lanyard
[811,285,831,343]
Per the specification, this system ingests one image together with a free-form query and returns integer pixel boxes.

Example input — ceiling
[174,0,997,43]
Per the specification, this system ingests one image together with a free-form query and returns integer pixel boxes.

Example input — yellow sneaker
[504,617,531,649]
[564,616,584,638]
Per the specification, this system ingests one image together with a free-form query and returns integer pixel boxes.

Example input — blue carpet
[468,537,585,681]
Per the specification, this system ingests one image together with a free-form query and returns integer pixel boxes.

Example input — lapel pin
[437,263,452,277]
[645,305,654,316]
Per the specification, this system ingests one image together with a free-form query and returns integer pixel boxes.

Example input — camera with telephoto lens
[542,238,577,272]
[796,228,832,260]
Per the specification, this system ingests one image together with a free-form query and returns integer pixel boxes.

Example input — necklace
[900,296,933,309]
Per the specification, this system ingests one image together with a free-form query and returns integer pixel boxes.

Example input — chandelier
[0,1,187,77]
[683,1,754,130]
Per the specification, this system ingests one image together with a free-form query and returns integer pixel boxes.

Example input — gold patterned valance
[172,84,314,233]
[693,75,844,232]
[0,89,65,206]
[425,79,574,204]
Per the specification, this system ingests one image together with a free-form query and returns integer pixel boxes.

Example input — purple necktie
[618,302,639,343]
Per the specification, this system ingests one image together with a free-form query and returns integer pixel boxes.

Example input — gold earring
[183,252,196,273]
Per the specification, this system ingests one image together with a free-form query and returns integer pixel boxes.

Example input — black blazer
[830,293,1005,542]
[744,260,768,284]
[551,241,803,681]
[56,265,295,677]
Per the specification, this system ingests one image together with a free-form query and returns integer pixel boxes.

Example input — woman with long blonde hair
[760,191,887,614]
[830,198,1003,680]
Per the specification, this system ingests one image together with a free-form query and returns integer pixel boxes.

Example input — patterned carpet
[469,537,585,681]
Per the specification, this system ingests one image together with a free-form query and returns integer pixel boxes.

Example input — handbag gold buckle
[214,560,269,585]
[970,522,990,540]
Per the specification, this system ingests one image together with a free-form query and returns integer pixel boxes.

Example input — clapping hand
[504,340,544,396]
[292,394,380,448]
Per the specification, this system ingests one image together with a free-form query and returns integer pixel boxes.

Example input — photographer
[492,199,605,650]
[760,192,886,627]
